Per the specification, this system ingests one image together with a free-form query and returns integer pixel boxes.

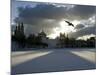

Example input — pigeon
[65,21,74,27]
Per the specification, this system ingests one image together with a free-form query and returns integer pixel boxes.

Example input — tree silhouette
[12,22,26,48]
[12,22,95,49]
[57,33,95,48]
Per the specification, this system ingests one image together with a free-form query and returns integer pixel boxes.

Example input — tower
[14,22,25,37]
[60,33,66,40]
[66,34,69,40]
[38,30,46,38]
[20,22,24,35]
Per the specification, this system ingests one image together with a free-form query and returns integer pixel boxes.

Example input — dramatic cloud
[12,2,96,38]
[75,24,85,29]
[14,3,75,35]
[67,5,96,20]
[14,4,67,23]
[15,3,96,23]
[23,20,61,36]
[71,15,96,38]
[81,15,96,27]
[69,25,96,38]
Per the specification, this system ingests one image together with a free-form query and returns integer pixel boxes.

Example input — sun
[48,21,75,39]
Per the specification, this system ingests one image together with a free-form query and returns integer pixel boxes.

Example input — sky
[11,0,96,39]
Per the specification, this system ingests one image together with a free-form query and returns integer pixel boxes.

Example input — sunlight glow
[48,21,75,39]
[71,50,96,63]
[71,20,80,26]
[12,51,53,66]
[77,34,95,40]
[60,21,74,32]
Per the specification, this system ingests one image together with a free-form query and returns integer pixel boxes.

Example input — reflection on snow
[12,51,53,66]
[70,50,96,63]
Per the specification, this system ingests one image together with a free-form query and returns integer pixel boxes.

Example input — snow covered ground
[11,48,96,75]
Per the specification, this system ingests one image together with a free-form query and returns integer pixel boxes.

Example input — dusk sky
[11,0,96,39]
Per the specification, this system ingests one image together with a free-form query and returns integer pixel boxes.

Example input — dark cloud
[67,5,96,20]
[75,24,85,29]
[15,4,96,23]
[81,15,96,27]
[24,20,61,36]
[14,3,70,35]
[15,4,68,21]
[13,2,96,37]
[24,25,54,36]
[69,25,96,38]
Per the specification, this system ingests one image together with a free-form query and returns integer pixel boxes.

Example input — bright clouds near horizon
[11,0,96,40]
[77,34,95,40]
[71,20,80,26]
[47,21,75,39]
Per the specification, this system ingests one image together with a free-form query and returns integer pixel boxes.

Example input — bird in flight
[65,21,74,27]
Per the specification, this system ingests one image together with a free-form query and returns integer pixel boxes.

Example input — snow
[11,48,96,75]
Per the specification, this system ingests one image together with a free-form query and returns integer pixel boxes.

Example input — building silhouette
[38,30,47,38]
[12,22,25,50]
[14,22,24,37]
[11,22,96,51]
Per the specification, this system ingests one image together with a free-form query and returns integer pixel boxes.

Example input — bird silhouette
[65,21,74,27]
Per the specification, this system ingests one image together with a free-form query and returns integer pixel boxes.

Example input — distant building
[56,33,67,48]
[38,30,46,38]
[11,22,25,50]
[38,30,59,48]
[11,22,70,50]
[14,22,24,36]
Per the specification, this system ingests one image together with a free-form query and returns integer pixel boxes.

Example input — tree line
[12,32,95,48]
[57,34,95,48]
[11,23,95,49]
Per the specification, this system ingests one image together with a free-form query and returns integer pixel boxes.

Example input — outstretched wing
[65,21,74,27]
